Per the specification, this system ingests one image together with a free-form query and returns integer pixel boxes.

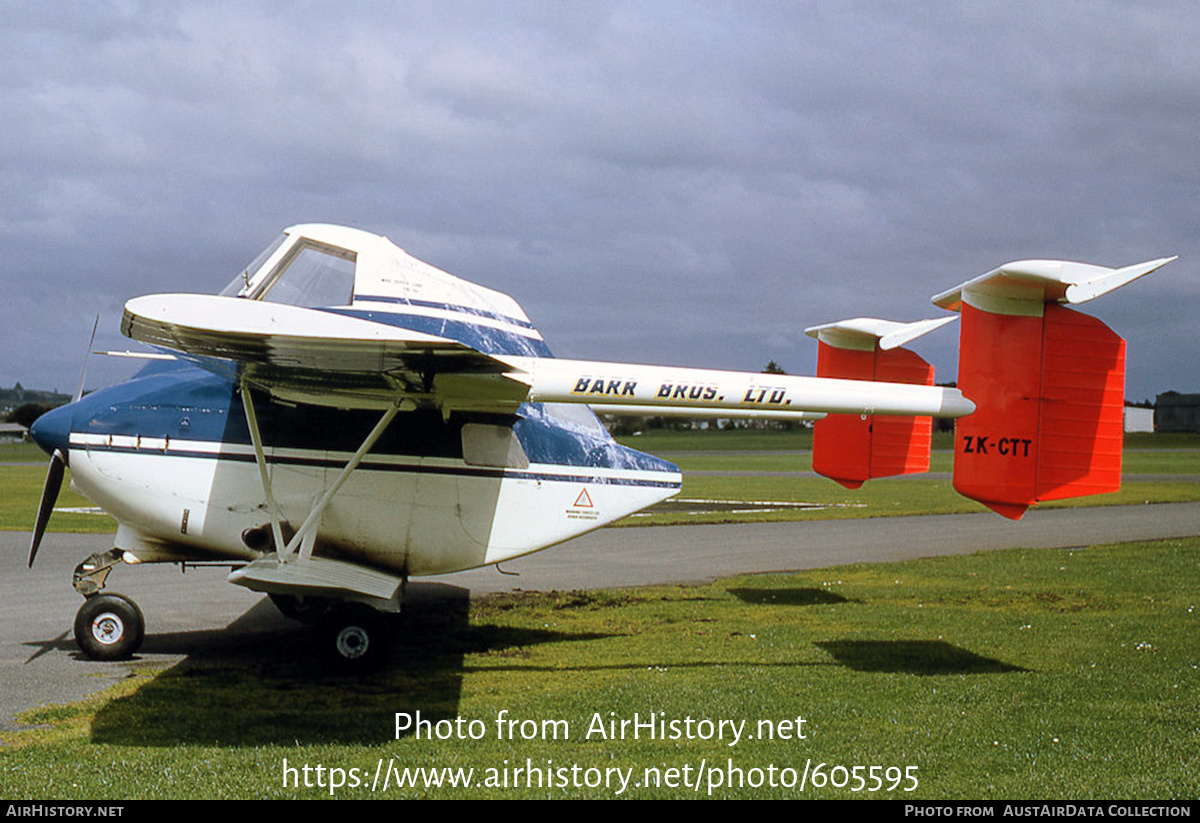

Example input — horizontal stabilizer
[804,316,956,351]
[932,257,1175,314]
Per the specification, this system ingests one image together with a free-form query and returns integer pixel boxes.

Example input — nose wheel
[74,593,144,660]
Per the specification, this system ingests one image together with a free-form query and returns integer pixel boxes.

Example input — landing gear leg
[72,548,124,596]
[70,548,145,660]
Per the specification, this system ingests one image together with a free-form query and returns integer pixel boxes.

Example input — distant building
[1155,392,1200,433]
[0,384,69,409]
[0,422,28,443]
[1123,406,1154,433]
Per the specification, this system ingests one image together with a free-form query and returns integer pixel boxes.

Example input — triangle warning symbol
[574,488,593,508]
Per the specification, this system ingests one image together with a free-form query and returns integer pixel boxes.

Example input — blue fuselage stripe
[352,295,537,330]
[321,307,553,357]
[80,443,682,489]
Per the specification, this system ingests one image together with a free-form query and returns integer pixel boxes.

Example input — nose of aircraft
[29,403,73,458]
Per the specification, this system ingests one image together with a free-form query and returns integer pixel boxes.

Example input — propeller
[73,315,99,403]
[27,316,97,568]
[28,449,66,568]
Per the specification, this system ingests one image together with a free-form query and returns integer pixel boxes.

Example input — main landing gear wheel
[323,604,390,670]
[74,593,144,660]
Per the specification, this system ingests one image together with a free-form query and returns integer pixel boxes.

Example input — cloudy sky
[1,1,1196,401]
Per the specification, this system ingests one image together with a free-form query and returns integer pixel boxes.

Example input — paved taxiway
[3,501,1199,732]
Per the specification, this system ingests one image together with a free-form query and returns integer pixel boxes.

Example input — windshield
[219,233,287,297]
[218,235,357,308]
[258,243,356,308]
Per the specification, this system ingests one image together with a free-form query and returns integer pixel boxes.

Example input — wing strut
[239,384,403,563]
[282,398,402,561]
[240,385,287,558]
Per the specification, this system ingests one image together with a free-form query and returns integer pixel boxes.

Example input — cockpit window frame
[248,238,358,307]
[219,232,289,298]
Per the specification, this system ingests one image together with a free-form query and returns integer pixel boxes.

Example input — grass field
[0,464,117,533]
[614,428,1200,454]
[0,442,44,463]
[2,432,1197,533]
[2,432,1196,798]
[620,430,1200,525]
[2,537,1196,799]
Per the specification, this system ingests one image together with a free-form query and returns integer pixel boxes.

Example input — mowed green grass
[0,442,47,463]
[619,431,1200,526]
[658,447,1200,474]
[616,428,1200,454]
[623,476,1200,528]
[2,432,1197,533]
[2,538,1196,799]
[0,464,117,533]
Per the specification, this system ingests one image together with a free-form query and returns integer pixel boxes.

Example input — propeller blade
[73,315,99,403]
[29,449,66,568]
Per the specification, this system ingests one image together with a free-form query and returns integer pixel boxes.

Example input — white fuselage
[64,403,680,576]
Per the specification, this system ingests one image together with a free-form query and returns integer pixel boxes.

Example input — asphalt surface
[3,501,1199,732]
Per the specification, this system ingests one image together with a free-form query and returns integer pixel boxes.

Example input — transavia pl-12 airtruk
[26,224,1174,666]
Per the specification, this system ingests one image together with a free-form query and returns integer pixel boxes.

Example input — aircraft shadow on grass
[86,582,614,747]
[816,640,1027,676]
[727,587,1025,675]
[727,586,862,606]
[32,577,1027,748]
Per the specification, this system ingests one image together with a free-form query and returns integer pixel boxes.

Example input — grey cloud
[1,1,1195,399]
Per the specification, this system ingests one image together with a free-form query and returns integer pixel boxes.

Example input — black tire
[323,604,390,670]
[269,593,337,626]
[74,593,144,660]
[268,593,303,620]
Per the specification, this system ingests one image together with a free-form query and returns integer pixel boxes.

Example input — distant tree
[7,403,54,429]
[757,360,794,429]
[601,414,643,437]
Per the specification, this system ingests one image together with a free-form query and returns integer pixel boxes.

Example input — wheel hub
[335,625,370,659]
[91,613,124,645]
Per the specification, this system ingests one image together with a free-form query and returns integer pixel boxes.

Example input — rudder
[933,258,1167,518]
[807,319,949,489]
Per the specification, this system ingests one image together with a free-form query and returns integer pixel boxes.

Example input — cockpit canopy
[213,223,548,360]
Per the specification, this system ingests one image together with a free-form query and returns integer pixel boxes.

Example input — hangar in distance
[27,223,1174,665]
